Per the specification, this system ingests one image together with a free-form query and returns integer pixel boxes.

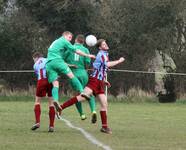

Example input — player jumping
[57,39,125,134]
[46,31,95,112]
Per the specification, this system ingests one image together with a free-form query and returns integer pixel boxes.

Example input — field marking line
[59,117,112,150]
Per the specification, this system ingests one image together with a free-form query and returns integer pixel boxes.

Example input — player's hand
[104,81,111,88]
[88,54,96,59]
[118,57,125,63]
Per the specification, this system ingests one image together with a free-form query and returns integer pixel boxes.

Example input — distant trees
[0,0,185,95]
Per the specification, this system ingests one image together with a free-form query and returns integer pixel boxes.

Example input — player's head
[62,31,73,42]
[96,39,109,50]
[32,52,43,62]
[75,34,85,44]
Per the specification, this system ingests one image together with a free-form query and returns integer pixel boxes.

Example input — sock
[75,102,84,116]
[49,106,55,127]
[88,96,96,113]
[34,104,41,124]
[52,87,59,102]
[70,77,83,93]
[61,97,78,110]
[100,111,107,128]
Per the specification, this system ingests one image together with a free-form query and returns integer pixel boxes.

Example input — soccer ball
[85,35,97,47]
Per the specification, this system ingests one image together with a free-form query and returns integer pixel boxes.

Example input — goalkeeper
[63,34,97,123]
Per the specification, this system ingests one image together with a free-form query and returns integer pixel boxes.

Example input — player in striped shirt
[58,39,125,134]
[31,52,55,132]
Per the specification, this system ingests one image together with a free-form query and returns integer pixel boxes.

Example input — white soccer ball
[85,35,97,47]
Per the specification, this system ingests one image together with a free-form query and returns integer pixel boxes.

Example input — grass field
[1,96,186,150]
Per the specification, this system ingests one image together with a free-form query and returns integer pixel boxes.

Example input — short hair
[32,52,43,58]
[62,31,73,36]
[96,39,105,48]
[75,34,85,44]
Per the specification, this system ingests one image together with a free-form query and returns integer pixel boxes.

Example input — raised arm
[107,57,125,67]
[75,50,95,59]
[65,40,95,59]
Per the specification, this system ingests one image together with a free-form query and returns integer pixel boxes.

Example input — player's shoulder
[41,57,47,61]
[96,50,107,59]
[57,36,68,45]
[99,50,108,55]
[97,50,103,56]
[38,57,46,61]
[82,45,90,53]
[33,63,37,69]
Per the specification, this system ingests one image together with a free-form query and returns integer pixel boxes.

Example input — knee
[68,72,74,79]
[48,97,54,106]
[100,102,108,111]
[77,95,86,102]
[52,81,59,87]
[35,97,41,104]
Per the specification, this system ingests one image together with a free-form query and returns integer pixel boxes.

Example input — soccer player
[46,31,95,112]
[63,34,97,123]
[31,52,55,132]
[58,39,125,134]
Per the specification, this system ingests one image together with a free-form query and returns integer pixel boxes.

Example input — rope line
[0,70,34,73]
[0,69,186,76]
[109,69,186,76]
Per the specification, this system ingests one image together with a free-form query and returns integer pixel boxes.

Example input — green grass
[1,96,186,150]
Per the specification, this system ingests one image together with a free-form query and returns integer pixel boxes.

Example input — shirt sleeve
[65,41,76,53]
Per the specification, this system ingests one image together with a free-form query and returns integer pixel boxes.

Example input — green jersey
[64,43,91,69]
[47,36,76,62]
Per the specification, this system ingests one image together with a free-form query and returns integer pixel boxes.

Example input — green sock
[52,87,59,102]
[70,77,83,93]
[88,96,96,113]
[75,102,84,116]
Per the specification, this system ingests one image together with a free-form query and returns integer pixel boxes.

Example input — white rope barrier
[0,70,34,73]
[109,69,186,76]
[0,69,186,76]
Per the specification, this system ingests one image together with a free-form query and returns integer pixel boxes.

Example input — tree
[0,7,50,89]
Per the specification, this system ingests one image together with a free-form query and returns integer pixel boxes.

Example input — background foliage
[0,0,185,96]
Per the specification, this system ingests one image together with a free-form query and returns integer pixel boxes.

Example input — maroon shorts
[86,77,105,96]
[36,79,52,97]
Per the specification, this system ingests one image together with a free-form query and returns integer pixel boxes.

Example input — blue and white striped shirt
[33,57,47,80]
[91,50,109,81]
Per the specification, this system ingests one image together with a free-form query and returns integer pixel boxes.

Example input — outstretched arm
[107,57,125,67]
[75,50,95,59]
[65,41,95,59]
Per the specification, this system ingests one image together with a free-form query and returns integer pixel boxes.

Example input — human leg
[97,94,112,134]
[60,87,92,111]
[46,60,62,111]
[52,80,62,112]
[75,102,86,120]
[31,96,41,130]
[78,71,97,122]
[89,96,97,123]
[70,71,87,120]
[48,97,55,132]
[67,72,84,93]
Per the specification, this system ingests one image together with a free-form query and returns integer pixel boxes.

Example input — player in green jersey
[46,31,95,111]
[64,34,97,123]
